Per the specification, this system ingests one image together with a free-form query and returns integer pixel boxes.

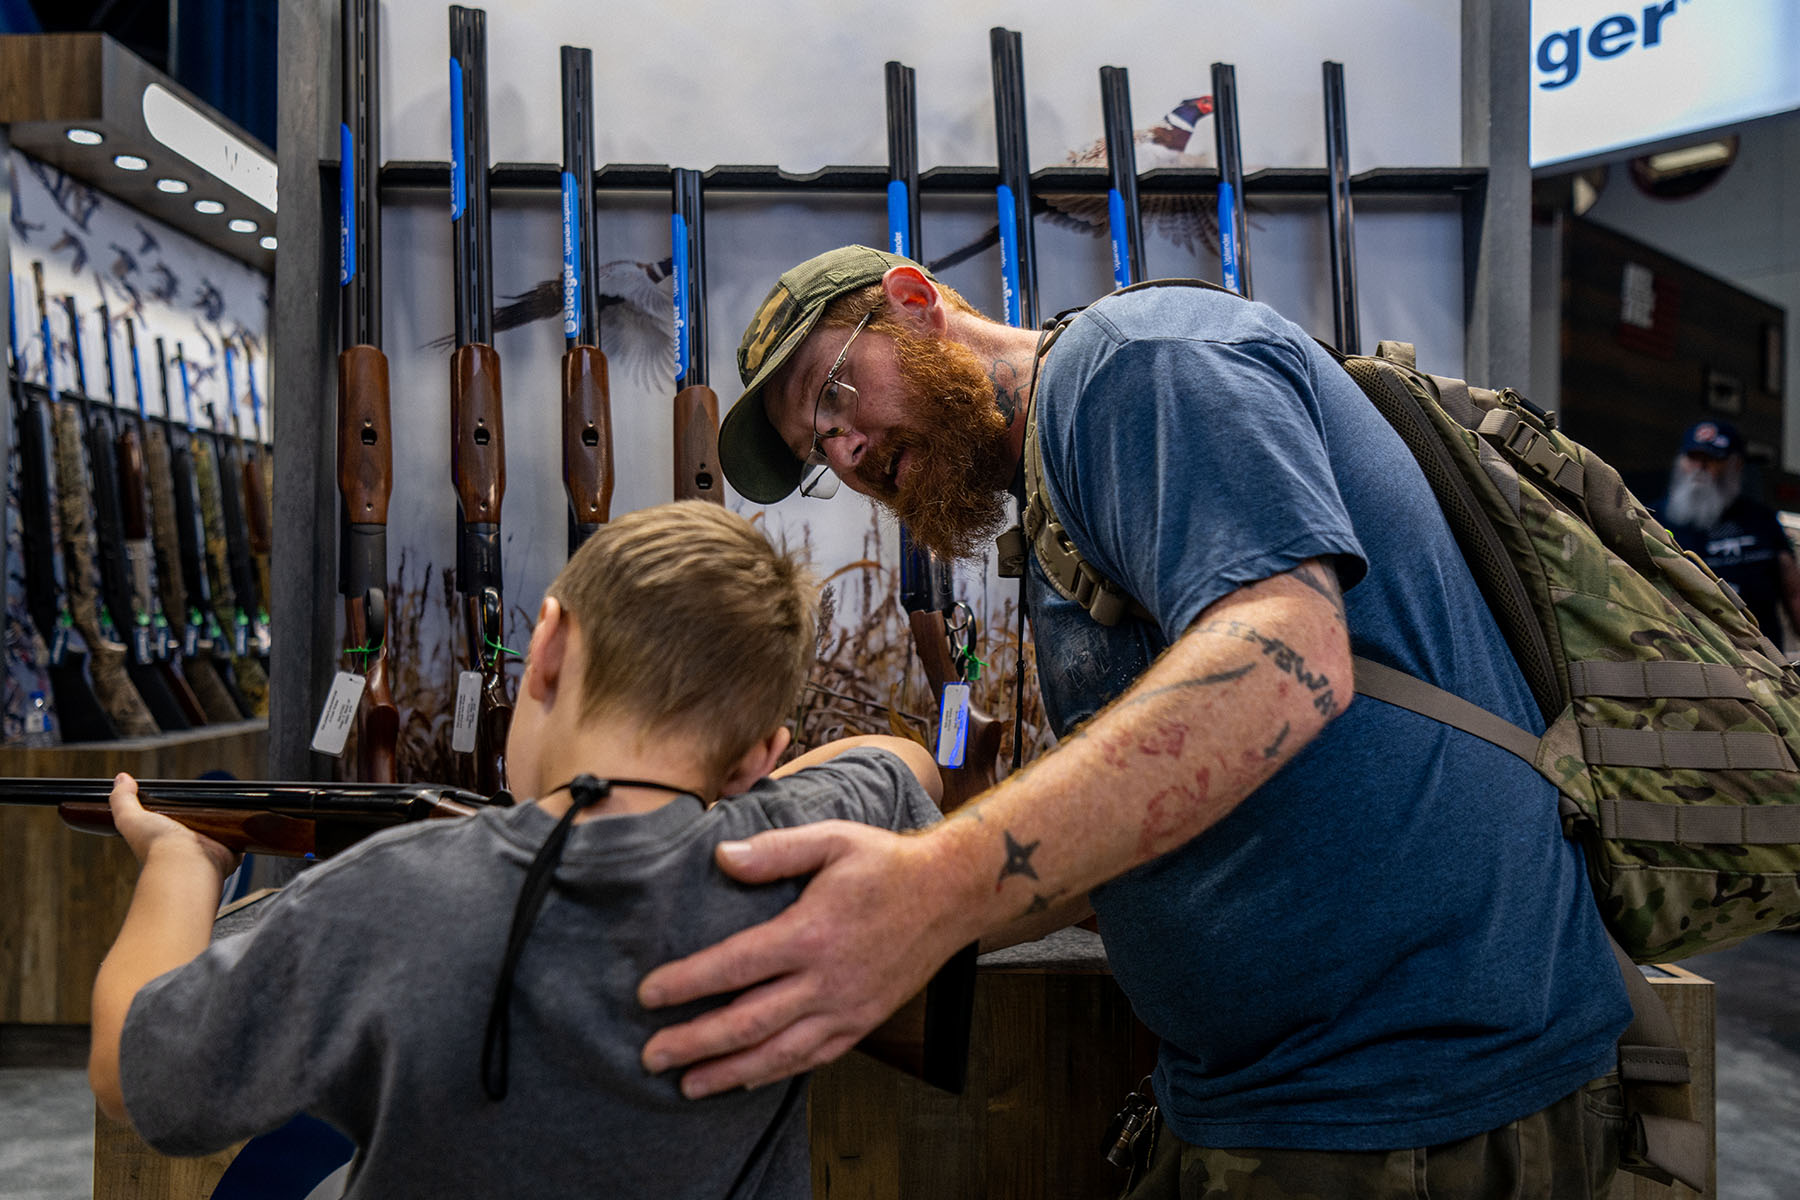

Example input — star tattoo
[998,830,1041,886]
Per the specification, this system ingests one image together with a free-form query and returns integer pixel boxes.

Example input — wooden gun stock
[450,343,506,566]
[907,608,1003,811]
[562,343,613,542]
[345,592,399,782]
[672,384,722,503]
[476,655,513,797]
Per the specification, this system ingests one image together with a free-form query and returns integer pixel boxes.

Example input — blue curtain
[173,0,278,148]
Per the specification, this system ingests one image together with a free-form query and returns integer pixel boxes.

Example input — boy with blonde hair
[89,501,941,1199]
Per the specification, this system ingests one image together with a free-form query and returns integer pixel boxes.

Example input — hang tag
[234,615,249,657]
[132,623,151,662]
[451,670,482,753]
[310,671,367,757]
[49,624,68,666]
[183,624,200,658]
[936,681,971,769]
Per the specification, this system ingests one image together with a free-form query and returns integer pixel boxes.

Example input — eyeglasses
[798,312,871,500]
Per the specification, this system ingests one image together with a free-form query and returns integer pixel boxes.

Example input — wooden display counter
[0,720,269,1024]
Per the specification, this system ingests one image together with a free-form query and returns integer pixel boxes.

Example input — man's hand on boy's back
[90,774,240,1124]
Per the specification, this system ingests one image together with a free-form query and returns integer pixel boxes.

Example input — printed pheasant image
[1042,94,1221,256]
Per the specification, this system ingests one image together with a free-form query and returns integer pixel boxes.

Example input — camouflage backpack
[1023,282,1800,966]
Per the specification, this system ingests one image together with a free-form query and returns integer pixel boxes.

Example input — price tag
[132,622,152,663]
[310,671,367,756]
[50,622,69,666]
[936,682,971,769]
[451,670,482,753]
[183,624,200,658]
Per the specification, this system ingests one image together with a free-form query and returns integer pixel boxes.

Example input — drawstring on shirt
[481,773,699,1101]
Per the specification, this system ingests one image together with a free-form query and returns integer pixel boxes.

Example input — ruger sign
[1530,0,1800,169]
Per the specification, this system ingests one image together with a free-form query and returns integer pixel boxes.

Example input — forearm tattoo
[1289,562,1347,626]
[1197,619,1341,717]
[997,830,1041,887]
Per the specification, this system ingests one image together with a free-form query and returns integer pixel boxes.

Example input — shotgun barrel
[671,166,722,504]
[0,777,501,858]
[560,44,613,553]
[988,27,1039,331]
[1210,62,1251,298]
[1100,65,1146,288]
[1322,61,1360,356]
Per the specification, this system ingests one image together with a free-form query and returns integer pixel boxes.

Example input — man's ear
[882,265,947,335]
[718,725,793,797]
[523,596,569,705]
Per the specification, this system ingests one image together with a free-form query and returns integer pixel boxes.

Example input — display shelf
[0,718,269,1024]
[364,159,1485,198]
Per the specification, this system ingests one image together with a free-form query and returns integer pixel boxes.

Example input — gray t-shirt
[121,748,936,1199]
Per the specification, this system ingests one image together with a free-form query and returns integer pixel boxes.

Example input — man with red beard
[640,246,1633,1197]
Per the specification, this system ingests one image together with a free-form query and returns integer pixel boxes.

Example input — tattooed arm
[638,560,1350,1097]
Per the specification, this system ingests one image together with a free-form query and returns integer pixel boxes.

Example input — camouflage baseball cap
[721,245,933,503]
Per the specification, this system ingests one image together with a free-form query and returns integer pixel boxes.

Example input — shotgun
[1210,62,1252,298]
[180,343,269,716]
[1322,61,1360,355]
[337,0,399,782]
[68,294,194,730]
[97,298,205,726]
[221,343,271,657]
[449,3,512,794]
[886,58,996,811]
[232,341,275,635]
[129,316,242,722]
[1,777,501,859]
[989,27,1044,777]
[8,274,115,741]
[560,45,613,552]
[670,167,722,503]
[0,775,971,1091]
[35,264,159,736]
[158,336,252,718]
[1100,65,1146,289]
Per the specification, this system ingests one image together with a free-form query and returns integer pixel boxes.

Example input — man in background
[1656,419,1800,647]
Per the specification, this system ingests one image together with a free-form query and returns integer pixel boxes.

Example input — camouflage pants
[1121,1073,1624,1200]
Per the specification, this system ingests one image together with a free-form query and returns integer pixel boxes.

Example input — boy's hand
[108,773,239,879]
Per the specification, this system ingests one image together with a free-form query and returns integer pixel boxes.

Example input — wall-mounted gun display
[128,317,242,723]
[9,273,113,741]
[90,297,203,728]
[35,263,159,737]
[179,342,269,716]
[448,3,512,795]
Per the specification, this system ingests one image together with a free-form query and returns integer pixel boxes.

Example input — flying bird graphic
[51,229,89,275]
[147,264,179,304]
[424,257,677,388]
[134,222,161,256]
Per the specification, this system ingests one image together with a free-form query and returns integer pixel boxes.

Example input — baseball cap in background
[1681,420,1744,459]
[720,245,933,504]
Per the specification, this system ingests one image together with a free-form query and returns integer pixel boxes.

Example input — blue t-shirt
[1026,284,1630,1151]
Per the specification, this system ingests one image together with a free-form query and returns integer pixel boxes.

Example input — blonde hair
[546,502,818,773]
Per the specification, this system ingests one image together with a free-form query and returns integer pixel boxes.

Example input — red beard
[851,327,1015,561]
